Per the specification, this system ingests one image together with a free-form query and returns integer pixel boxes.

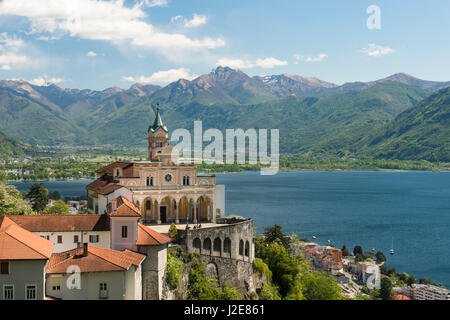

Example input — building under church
[86,108,225,225]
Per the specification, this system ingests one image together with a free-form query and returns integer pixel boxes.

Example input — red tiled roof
[46,245,145,274]
[8,214,110,232]
[86,174,123,196]
[95,161,134,176]
[392,294,411,300]
[107,196,141,217]
[0,216,53,260]
[301,247,319,254]
[137,223,171,246]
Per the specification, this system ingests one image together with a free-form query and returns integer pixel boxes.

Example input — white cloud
[361,44,394,57]
[0,0,225,53]
[184,14,207,28]
[87,51,97,57]
[122,68,198,85]
[36,35,59,41]
[0,33,28,70]
[215,57,288,69]
[255,57,288,68]
[9,74,66,86]
[29,75,66,86]
[141,0,168,8]
[293,53,328,63]
[171,13,207,28]
[215,58,254,69]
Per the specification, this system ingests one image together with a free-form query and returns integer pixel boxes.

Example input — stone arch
[160,196,175,223]
[245,240,250,258]
[239,240,244,256]
[223,238,231,258]
[193,238,201,253]
[203,238,212,255]
[178,196,189,220]
[205,262,219,280]
[142,197,153,220]
[213,237,221,256]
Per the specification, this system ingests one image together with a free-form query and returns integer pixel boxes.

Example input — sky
[0,0,449,90]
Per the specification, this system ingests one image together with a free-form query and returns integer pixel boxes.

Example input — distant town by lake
[10,170,450,287]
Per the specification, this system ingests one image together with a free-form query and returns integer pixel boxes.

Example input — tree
[353,245,363,256]
[264,224,289,248]
[341,245,350,257]
[26,183,48,212]
[0,184,34,216]
[44,200,70,214]
[168,223,178,242]
[407,275,416,286]
[375,251,386,264]
[380,276,392,300]
[48,191,61,200]
[300,271,343,300]
[0,171,6,184]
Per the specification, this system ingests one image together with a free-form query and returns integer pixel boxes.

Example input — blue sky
[0,0,449,90]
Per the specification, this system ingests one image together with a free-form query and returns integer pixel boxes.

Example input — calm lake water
[10,171,450,287]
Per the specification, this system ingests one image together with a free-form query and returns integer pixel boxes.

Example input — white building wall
[0,260,47,300]
[110,218,138,251]
[34,231,110,253]
[46,271,127,300]
[215,184,226,218]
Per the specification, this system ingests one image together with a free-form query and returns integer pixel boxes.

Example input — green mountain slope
[0,129,27,159]
[359,87,450,161]
[0,87,85,145]
[80,81,430,156]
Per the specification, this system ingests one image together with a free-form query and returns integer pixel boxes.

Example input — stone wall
[166,218,262,298]
[180,218,255,263]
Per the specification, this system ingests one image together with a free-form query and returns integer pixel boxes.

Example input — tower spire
[148,103,168,133]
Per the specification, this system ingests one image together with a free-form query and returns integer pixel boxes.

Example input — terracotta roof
[0,216,53,260]
[392,294,411,300]
[137,223,171,246]
[8,214,110,232]
[301,247,319,254]
[95,161,134,176]
[46,245,145,274]
[86,174,123,196]
[107,196,141,217]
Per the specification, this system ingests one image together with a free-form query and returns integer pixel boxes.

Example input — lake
[10,170,450,287]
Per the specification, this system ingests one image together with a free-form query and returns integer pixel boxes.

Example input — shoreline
[6,168,450,183]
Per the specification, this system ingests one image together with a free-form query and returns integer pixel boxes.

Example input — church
[86,107,225,225]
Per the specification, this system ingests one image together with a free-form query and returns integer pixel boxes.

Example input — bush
[165,249,183,290]
[259,284,280,300]
[168,223,178,242]
[253,258,272,282]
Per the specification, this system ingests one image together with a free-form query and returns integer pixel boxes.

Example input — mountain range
[0,67,448,161]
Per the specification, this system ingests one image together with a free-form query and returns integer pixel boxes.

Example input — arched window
[193,238,201,253]
[224,238,231,257]
[245,240,250,257]
[186,176,190,185]
[203,238,212,254]
[146,200,151,210]
[183,176,186,185]
[239,240,244,256]
[146,177,150,186]
[116,169,120,177]
[213,238,221,254]
[150,177,153,186]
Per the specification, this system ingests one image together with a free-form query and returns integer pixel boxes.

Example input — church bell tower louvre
[148,104,169,161]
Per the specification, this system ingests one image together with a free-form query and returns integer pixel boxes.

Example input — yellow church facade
[87,108,225,224]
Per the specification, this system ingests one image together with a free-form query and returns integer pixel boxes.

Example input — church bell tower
[148,105,169,161]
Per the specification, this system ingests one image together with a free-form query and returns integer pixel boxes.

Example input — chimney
[83,243,88,257]
[110,198,117,212]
